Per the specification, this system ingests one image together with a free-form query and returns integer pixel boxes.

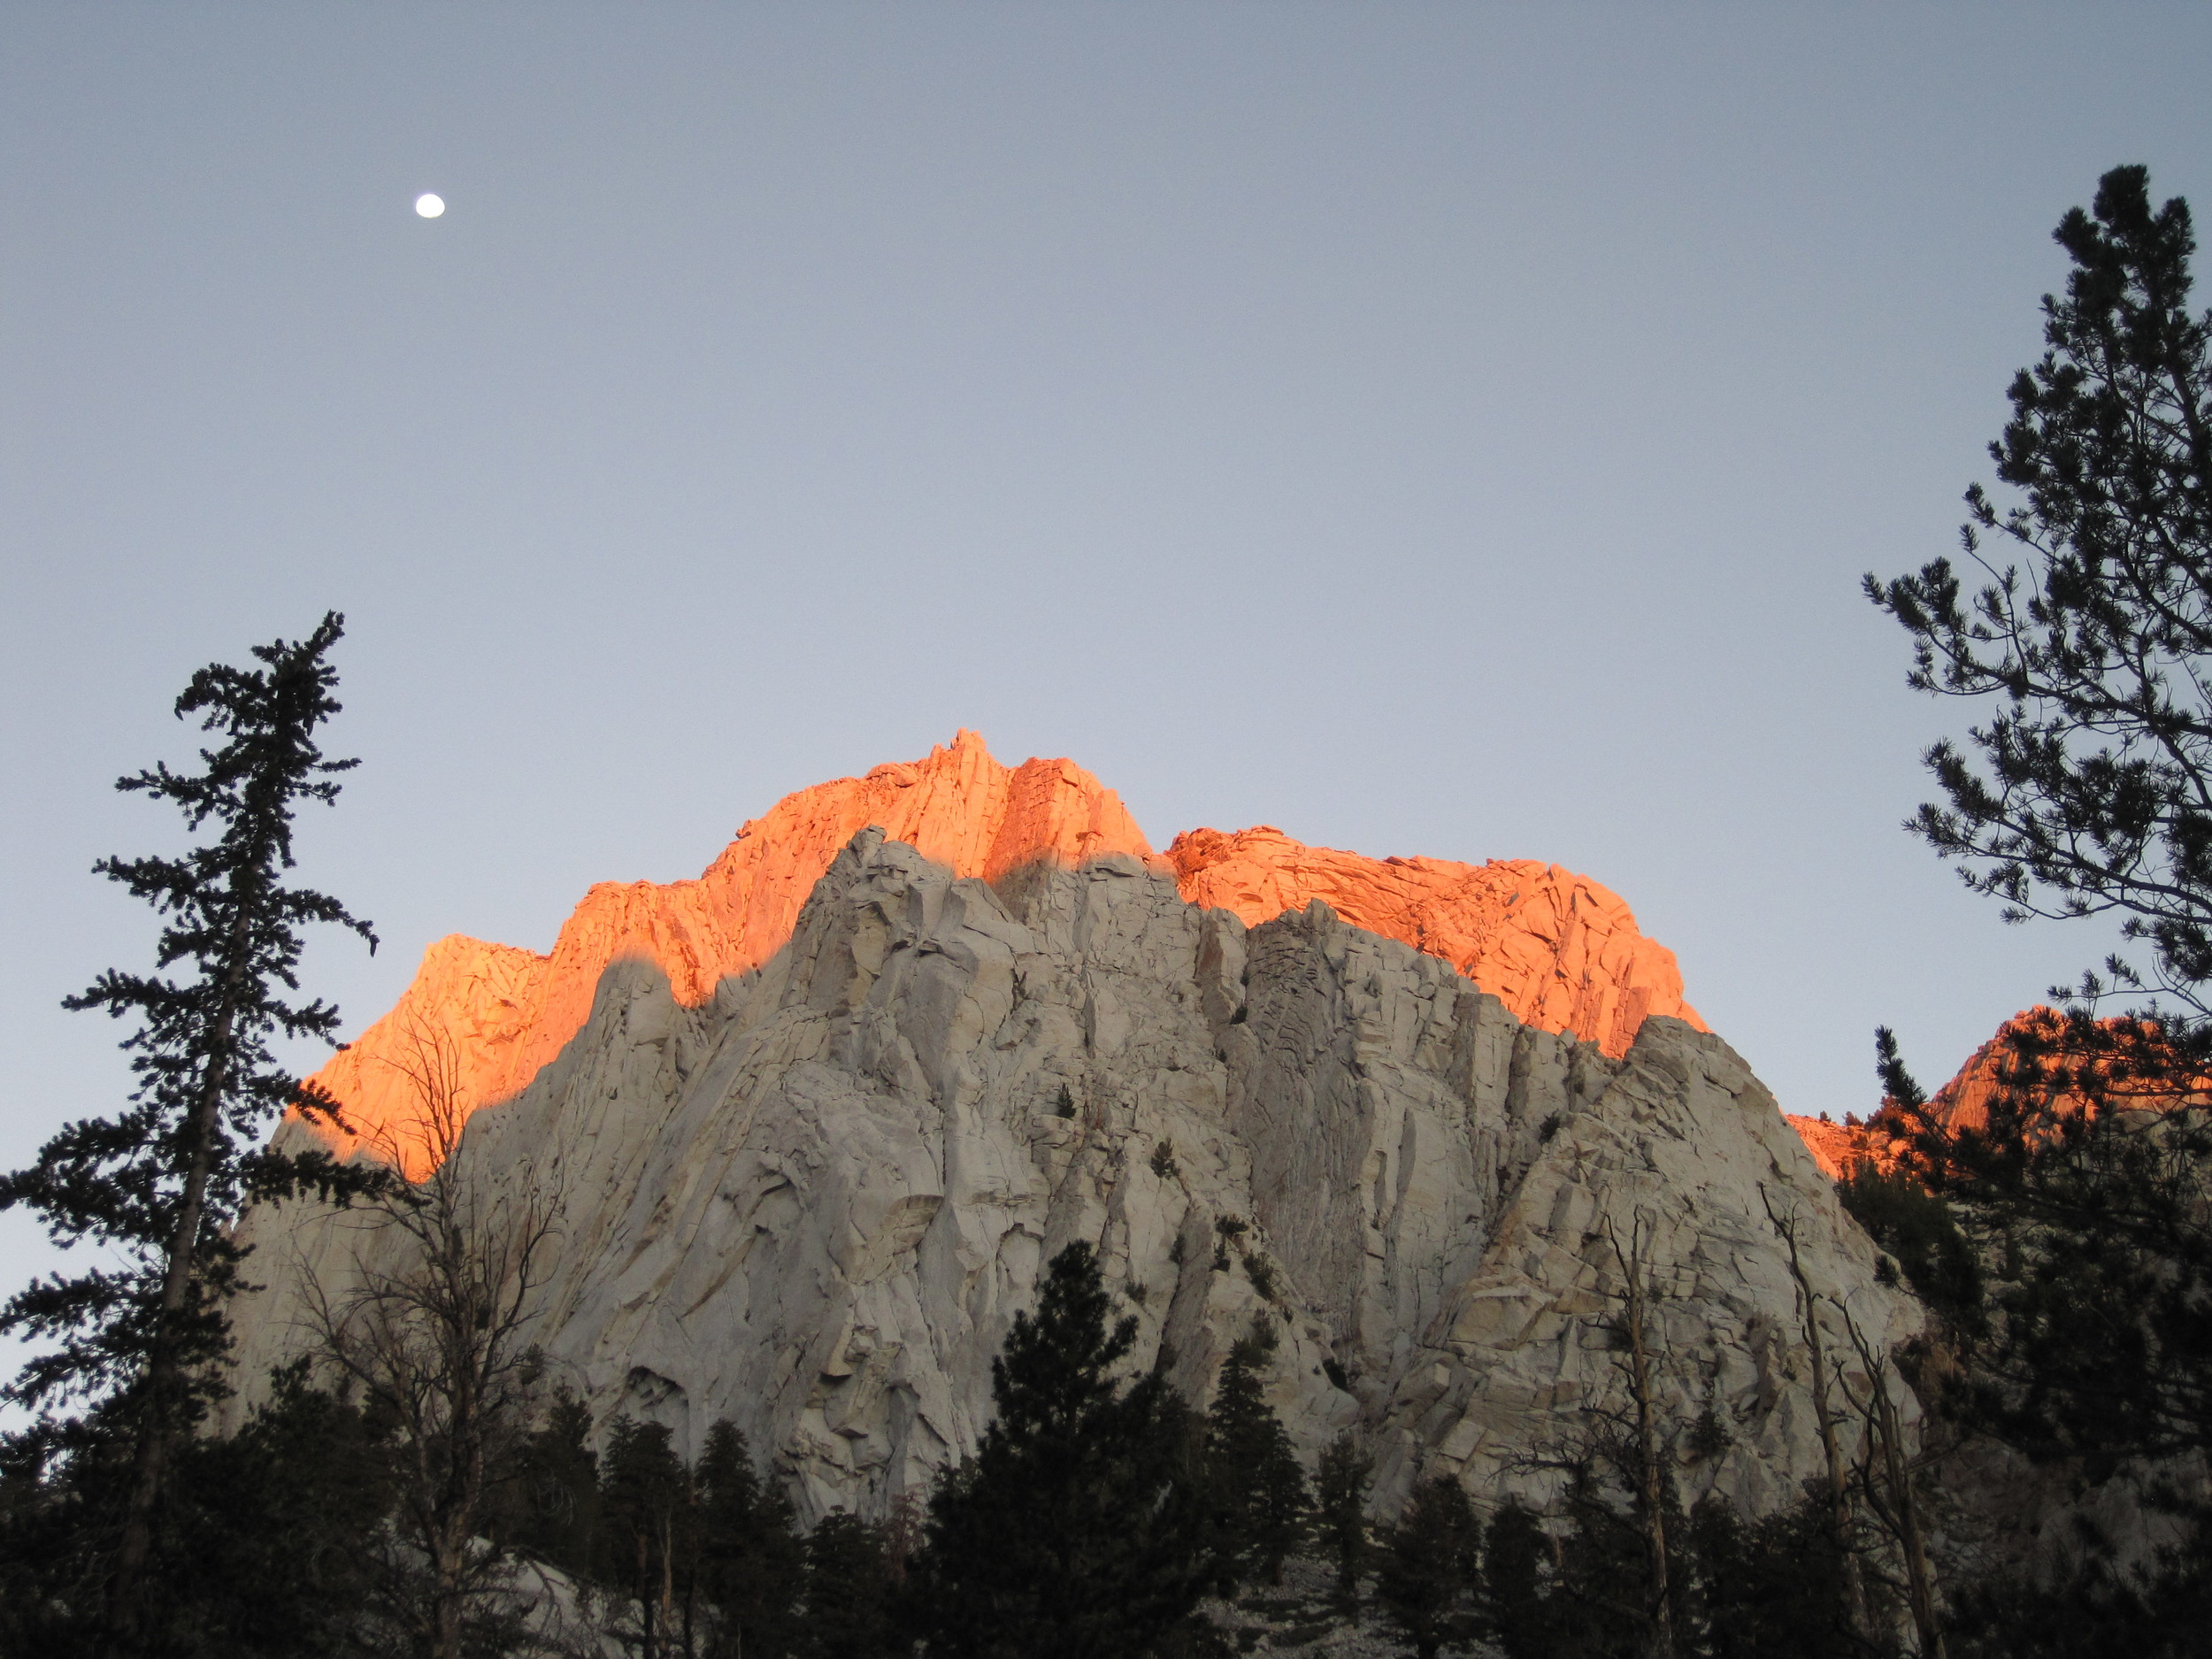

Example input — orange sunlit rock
[297,731,1155,1171]
[303,936,551,1179]
[1166,825,1704,1060]
[1901,1005,2209,1135]
[301,733,1729,1175]
[1780,1005,2212,1187]
[1784,1114,1867,1180]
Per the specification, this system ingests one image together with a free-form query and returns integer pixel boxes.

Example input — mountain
[296,730,1157,1179]
[1166,825,1705,1062]
[1782,1005,2212,1179]
[226,733,1916,1522]
[297,730,1711,1178]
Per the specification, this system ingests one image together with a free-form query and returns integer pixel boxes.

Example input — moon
[414,193,445,219]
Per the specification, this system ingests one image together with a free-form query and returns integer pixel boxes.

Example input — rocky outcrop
[304,731,1156,1175]
[308,736,1717,1176]
[1784,1114,1866,1180]
[1168,826,1703,1060]
[230,777,1919,1526]
[1780,1006,2212,1183]
[1920,1005,2212,1133]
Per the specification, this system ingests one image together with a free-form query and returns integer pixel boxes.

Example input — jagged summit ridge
[306,732,1705,1173]
[234,812,1917,1527]
[1168,824,1703,1060]
[307,731,1152,1173]
[1786,1004,2212,1179]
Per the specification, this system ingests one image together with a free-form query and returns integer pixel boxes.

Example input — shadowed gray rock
[227,828,1919,1521]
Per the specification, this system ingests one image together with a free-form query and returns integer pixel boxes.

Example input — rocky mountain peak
[307,734,1722,1177]
[1167,824,1703,1060]
[1786,1003,2212,1179]
[235,795,1918,1525]
[303,733,1152,1174]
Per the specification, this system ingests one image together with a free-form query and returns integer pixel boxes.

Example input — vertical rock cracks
[228,832,1919,1524]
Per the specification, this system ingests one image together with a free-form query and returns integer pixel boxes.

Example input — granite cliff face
[229,735,1918,1523]
[304,731,1156,1178]
[304,733,1708,1177]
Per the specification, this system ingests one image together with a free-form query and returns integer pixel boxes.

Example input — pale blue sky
[4,5,2209,1337]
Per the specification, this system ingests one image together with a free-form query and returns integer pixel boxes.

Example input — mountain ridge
[307,732,1710,1176]
[232,807,1916,1525]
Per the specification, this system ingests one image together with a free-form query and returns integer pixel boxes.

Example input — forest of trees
[0,1218,1996,1659]
[4,160,2212,1657]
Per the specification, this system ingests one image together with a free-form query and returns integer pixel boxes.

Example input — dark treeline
[0,1240,1287,1655]
[0,1236,1939,1659]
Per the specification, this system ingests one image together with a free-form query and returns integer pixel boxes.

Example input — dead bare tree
[1601,1211,1677,1659]
[302,1017,565,1659]
[1760,1186,1869,1636]
[1834,1299,1947,1659]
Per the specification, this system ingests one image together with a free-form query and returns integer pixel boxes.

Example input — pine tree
[1479,1499,1557,1659]
[1202,1317,1310,1589]
[1478,1436,1699,1659]
[1686,1491,1863,1659]
[509,1386,601,1578]
[154,1363,396,1657]
[1833,1163,1984,1327]
[695,1419,803,1659]
[1942,1515,2211,1659]
[0,612,378,1647]
[1865,165,2212,1029]
[599,1417,695,1659]
[1373,1474,1480,1659]
[799,1510,899,1659]
[1313,1431,1373,1614]
[1862,165,2212,1653]
[907,1240,1210,1659]
[0,1360,398,1659]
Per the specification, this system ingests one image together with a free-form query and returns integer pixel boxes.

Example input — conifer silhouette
[695,1419,803,1658]
[908,1240,1208,1658]
[0,612,378,1647]
[1374,1474,1479,1659]
[1314,1431,1374,1613]
[1202,1316,1309,1588]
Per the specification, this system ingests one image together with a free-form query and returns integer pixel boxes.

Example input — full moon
[414,193,445,219]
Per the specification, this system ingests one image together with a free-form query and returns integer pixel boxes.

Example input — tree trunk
[105,910,256,1655]
[1765,1190,1867,1635]
[433,1494,475,1659]
[1873,1368,1947,1659]
[662,1515,680,1658]
[1838,1299,1947,1659]
[435,1549,465,1659]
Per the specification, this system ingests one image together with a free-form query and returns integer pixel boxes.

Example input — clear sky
[4,4,2210,1347]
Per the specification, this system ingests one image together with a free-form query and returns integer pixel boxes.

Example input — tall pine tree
[598,1417,695,1659]
[1866,167,2212,1648]
[694,1419,803,1659]
[1202,1317,1310,1589]
[1865,164,2212,1029]
[0,612,378,1647]
[1373,1475,1480,1659]
[907,1240,1210,1659]
[799,1510,900,1659]
[1313,1431,1373,1614]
